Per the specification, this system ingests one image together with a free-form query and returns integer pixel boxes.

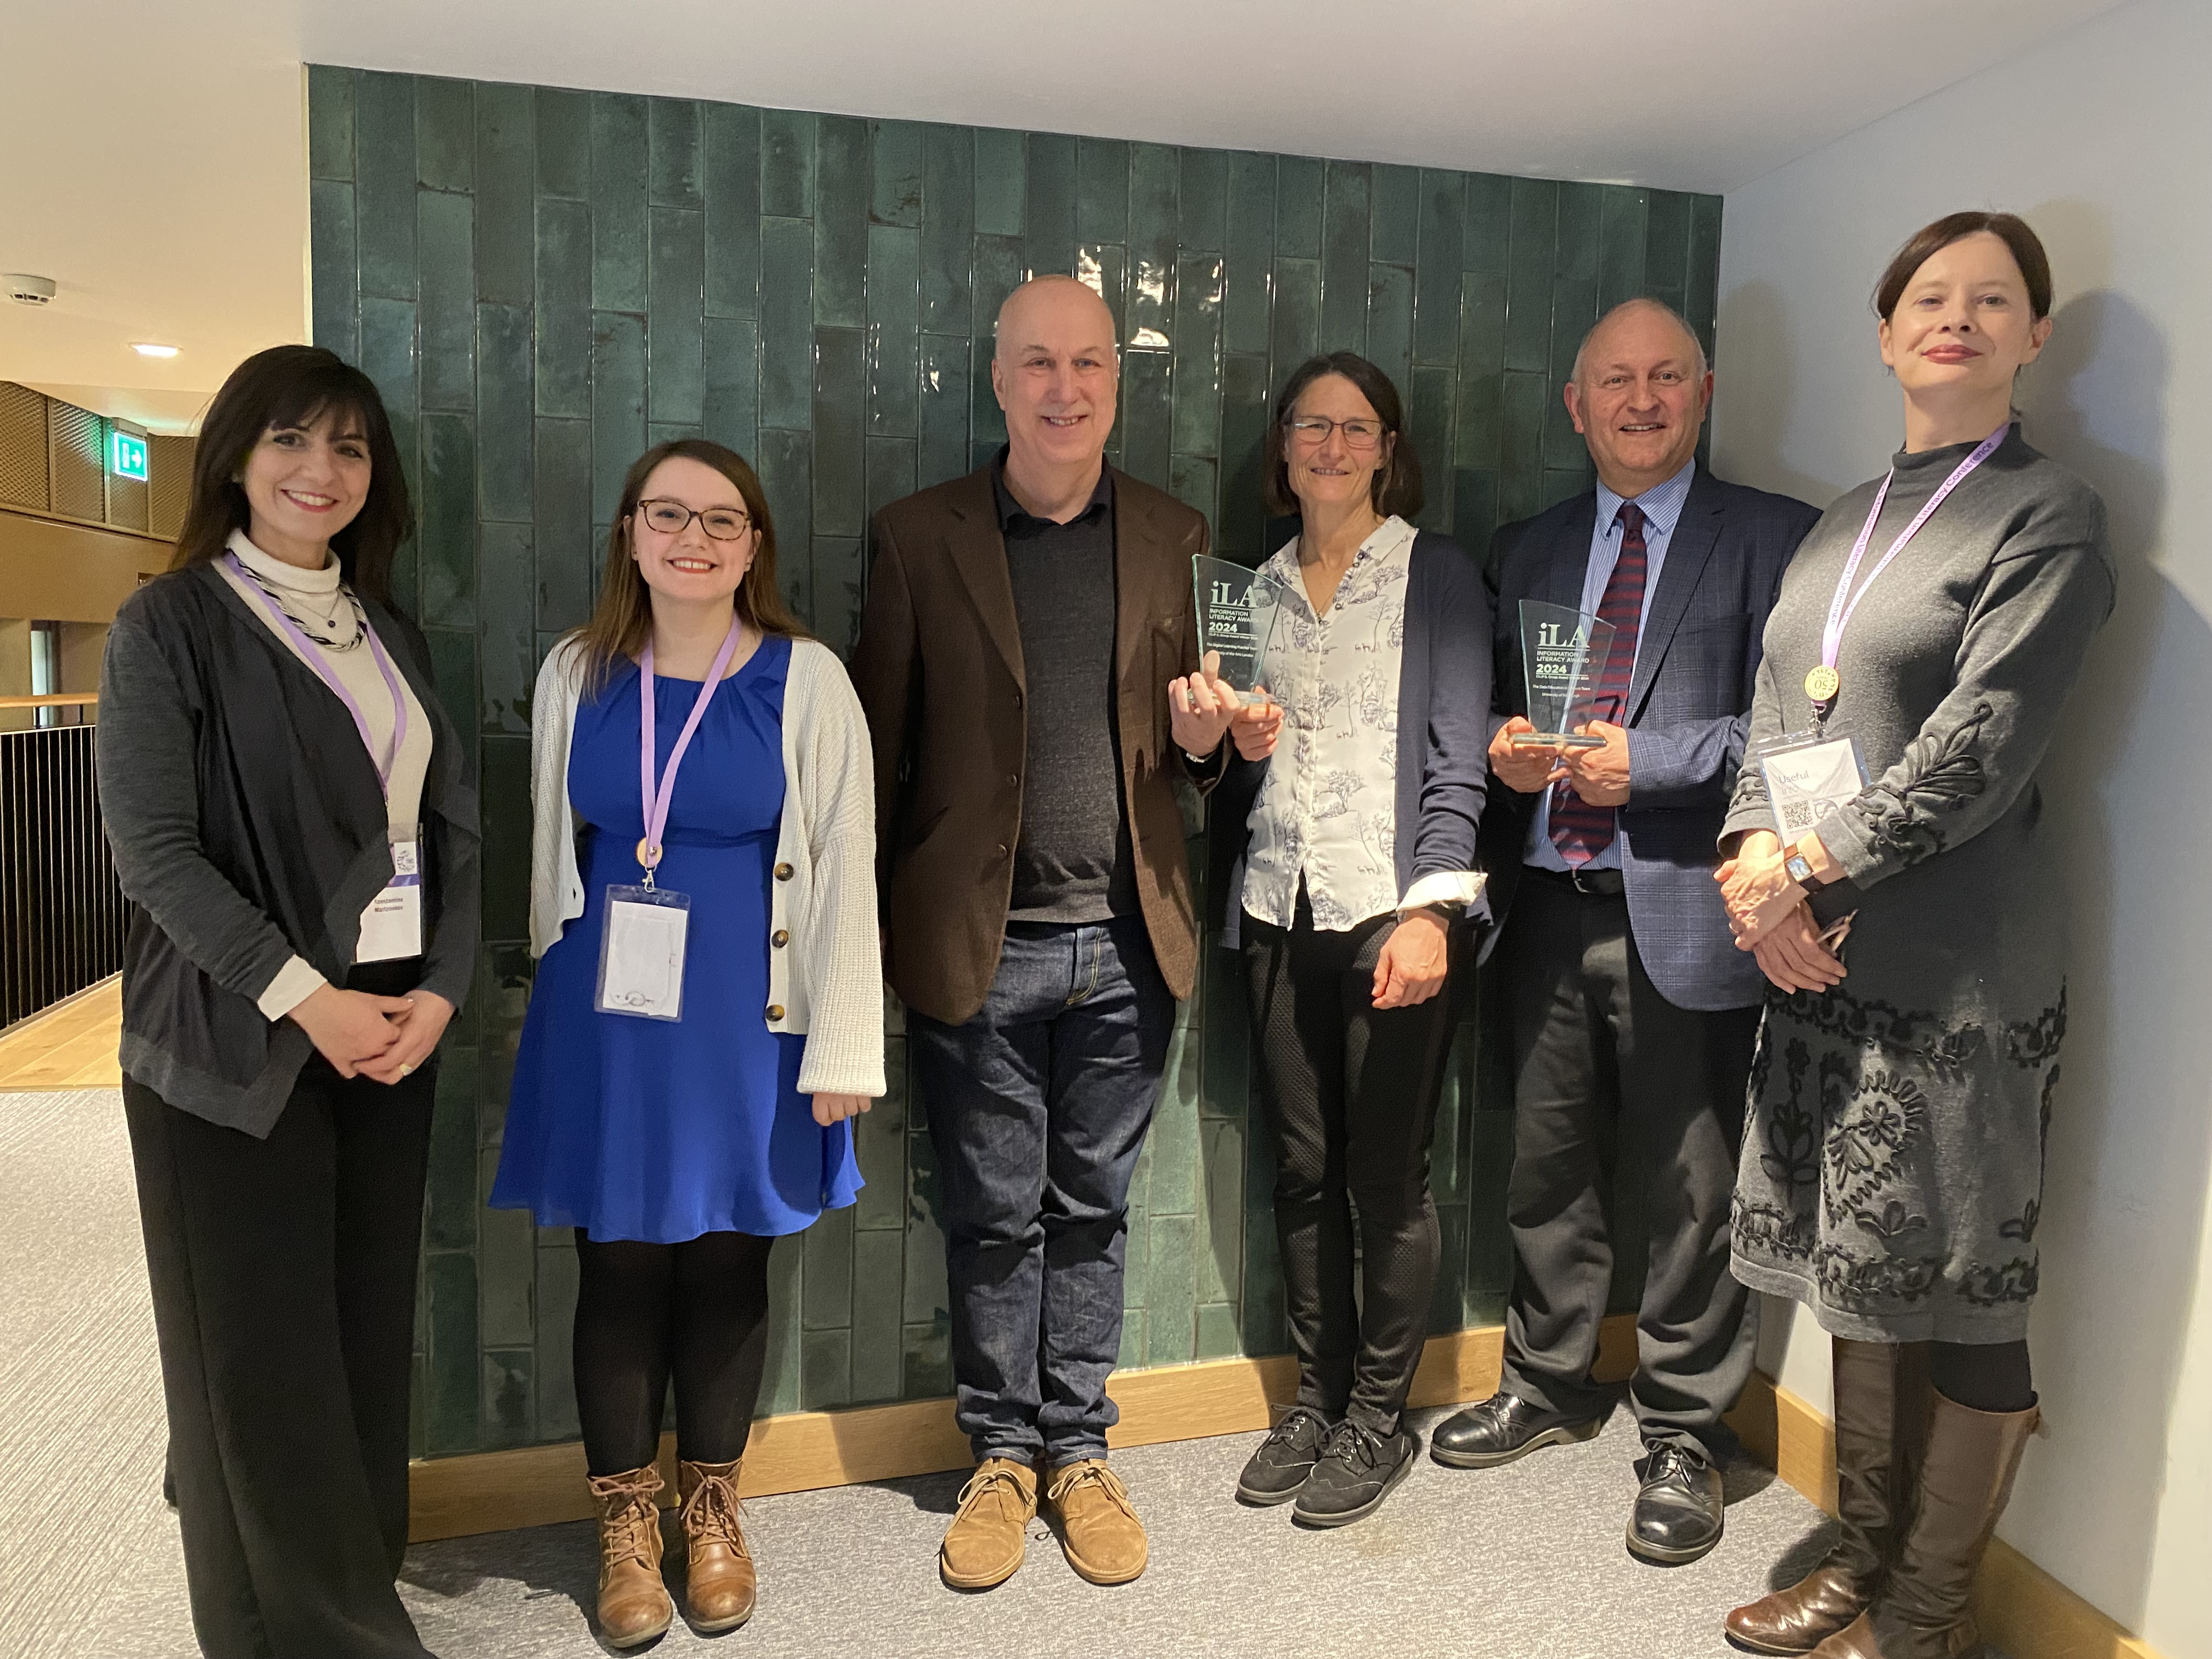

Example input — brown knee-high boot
[1728,1340,1931,1654]
[1807,1390,2038,1659]
[589,1466,674,1649]
[678,1457,757,1632]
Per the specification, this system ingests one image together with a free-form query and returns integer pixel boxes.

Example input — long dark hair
[172,346,411,602]
[1262,351,1424,518]
[567,439,809,692]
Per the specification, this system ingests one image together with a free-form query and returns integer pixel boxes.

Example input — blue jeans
[909,917,1175,1466]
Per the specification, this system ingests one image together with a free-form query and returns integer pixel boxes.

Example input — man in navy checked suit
[1429,300,1820,1565]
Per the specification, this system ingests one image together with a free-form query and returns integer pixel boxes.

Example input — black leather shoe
[1429,1392,1605,1469]
[1235,1406,1335,1505]
[1291,1420,1417,1527]
[1628,1442,1724,1565]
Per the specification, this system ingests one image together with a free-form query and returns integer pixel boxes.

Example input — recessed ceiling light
[132,342,179,358]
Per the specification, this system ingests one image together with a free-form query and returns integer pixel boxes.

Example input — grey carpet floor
[3,1087,2001,1659]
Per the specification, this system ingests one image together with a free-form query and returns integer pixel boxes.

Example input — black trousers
[1497,870,1759,1459]
[1243,900,1471,1435]
[125,1052,436,1659]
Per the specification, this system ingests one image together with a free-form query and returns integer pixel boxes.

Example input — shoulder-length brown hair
[173,345,411,602]
[1874,211,2053,321]
[568,438,808,690]
[1262,351,1424,520]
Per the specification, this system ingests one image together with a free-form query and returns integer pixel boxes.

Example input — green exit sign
[109,429,149,482]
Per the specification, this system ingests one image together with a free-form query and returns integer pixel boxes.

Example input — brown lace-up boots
[939,1457,1038,1590]
[1044,1459,1148,1585]
[677,1457,757,1632]
[587,1466,673,1649]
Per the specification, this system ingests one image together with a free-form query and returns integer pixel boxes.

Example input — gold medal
[1804,665,1841,704]
[635,837,659,869]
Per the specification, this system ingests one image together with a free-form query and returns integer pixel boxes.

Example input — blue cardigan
[1208,529,1494,933]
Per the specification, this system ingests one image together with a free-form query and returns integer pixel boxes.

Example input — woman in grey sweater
[1715,216,2113,1659]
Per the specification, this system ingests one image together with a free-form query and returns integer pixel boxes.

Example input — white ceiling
[0,0,2129,433]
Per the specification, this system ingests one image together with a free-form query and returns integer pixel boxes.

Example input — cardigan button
[766,1003,785,1021]
[774,862,794,880]
[772,929,789,947]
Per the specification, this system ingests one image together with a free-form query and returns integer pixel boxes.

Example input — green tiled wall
[305,65,1723,1459]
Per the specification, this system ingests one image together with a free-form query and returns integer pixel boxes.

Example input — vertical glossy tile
[1318,161,1370,353]
[534,88,590,200]
[1127,144,1177,351]
[415,77,473,191]
[868,118,924,228]
[968,234,1023,443]
[1370,163,1420,266]
[1465,172,1512,273]
[815,537,864,660]
[816,116,870,327]
[866,225,920,437]
[1452,466,1499,552]
[1686,195,1722,356]
[1547,273,1598,471]
[648,207,705,425]
[760,1234,803,1417]
[1455,271,1506,469]
[590,94,649,313]
[1555,180,1603,285]
[849,1227,905,1403]
[1120,350,1172,490]
[534,197,591,419]
[1196,1302,1240,1361]
[1178,147,1227,252]
[1430,1203,1469,1336]
[310,181,359,360]
[1149,1026,1201,1218]
[474,82,534,306]
[1076,138,1128,243]
[754,427,813,623]
[478,745,533,945]
[590,313,646,524]
[1222,153,1274,358]
[1367,262,1413,392]
[1117,1309,1149,1372]
[417,413,475,627]
[1199,1118,1243,1308]
[758,217,815,431]
[1217,352,1273,564]
[424,1250,478,1454]
[903,1125,951,1327]
[425,1047,479,1251]
[308,64,356,181]
[760,109,816,218]
[703,103,761,319]
[1407,364,1454,532]
[802,1329,854,1412]
[417,190,475,410]
[481,1348,533,1449]
[1024,132,1077,278]
[1541,465,1589,512]
[703,315,758,461]
[1499,369,1549,527]
[1504,177,1558,374]
[1144,1214,1196,1366]
[1414,170,1464,367]
[919,127,973,334]
[1597,185,1649,314]
[534,1241,580,1441]
[1644,190,1692,309]
[1269,257,1320,373]
[1169,454,1216,530]
[477,1148,534,1346]
[972,127,1024,236]
[534,417,594,630]
[904,1316,952,1401]
[476,304,532,521]
[918,333,970,488]
[853,1042,909,1231]
[423,629,478,783]
[648,98,702,208]
[814,326,865,538]
[1080,243,1128,357]
[1171,254,1223,458]
[803,1202,855,1330]
[1274,155,1323,261]
[354,72,416,301]
[865,437,916,527]
[478,523,534,735]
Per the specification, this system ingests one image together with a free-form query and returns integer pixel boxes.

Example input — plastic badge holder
[1752,730,1871,842]
[595,885,692,1020]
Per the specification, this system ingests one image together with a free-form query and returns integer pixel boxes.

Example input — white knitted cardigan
[528,635,885,1098]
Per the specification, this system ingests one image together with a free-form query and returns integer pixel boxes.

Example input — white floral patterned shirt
[1241,515,1419,932]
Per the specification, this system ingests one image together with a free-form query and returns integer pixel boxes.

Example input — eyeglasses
[1286,416,1386,450]
[635,499,752,540]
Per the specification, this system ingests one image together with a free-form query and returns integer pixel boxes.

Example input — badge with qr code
[1753,731,1870,842]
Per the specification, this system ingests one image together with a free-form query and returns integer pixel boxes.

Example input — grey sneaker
[1235,1406,1336,1505]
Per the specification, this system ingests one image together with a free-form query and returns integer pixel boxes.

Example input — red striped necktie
[1548,501,1647,867]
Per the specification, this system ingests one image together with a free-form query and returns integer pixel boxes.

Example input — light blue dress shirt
[1523,459,1698,872]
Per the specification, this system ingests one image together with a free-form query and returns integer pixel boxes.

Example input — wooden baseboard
[1732,1373,2168,1659]
[409,1313,1645,1543]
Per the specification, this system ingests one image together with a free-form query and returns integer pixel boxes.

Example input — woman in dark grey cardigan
[1716,217,2113,1659]
[1188,353,1490,1528]
[99,347,478,1659]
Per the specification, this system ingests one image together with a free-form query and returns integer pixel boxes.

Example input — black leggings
[573,1230,776,1475]
[1928,1339,2034,1414]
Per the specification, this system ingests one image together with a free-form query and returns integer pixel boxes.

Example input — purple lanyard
[227,554,408,797]
[637,620,745,875]
[1820,422,2008,672]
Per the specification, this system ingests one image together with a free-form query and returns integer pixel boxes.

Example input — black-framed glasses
[1286,415,1386,450]
[636,498,752,540]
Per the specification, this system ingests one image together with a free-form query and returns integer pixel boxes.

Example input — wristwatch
[1783,851,1831,893]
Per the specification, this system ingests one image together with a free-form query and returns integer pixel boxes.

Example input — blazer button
[772,929,789,947]
[1006,772,1019,788]
[1013,691,1024,708]
[995,843,1008,859]
[774,862,794,881]
[766,1003,785,1021]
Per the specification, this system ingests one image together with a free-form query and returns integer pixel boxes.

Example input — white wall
[1713,1,2212,1653]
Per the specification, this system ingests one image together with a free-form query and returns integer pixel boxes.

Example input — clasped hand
[1716,832,1845,994]
[291,983,455,1082]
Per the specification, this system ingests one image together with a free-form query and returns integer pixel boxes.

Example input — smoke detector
[5,274,57,306]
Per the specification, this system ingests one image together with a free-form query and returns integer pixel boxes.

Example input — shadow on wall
[1712,277,1846,514]
[2005,200,2209,1629]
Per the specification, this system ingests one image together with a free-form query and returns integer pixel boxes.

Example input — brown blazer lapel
[1111,472,1156,702]
[941,467,1026,689]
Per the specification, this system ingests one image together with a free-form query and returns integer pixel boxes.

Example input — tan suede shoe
[1045,1459,1148,1585]
[678,1458,756,1632]
[939,1458,1037,1590]
[587,1466,673,1649]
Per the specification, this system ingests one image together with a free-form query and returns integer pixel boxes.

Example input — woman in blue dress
[492,439,883,1647]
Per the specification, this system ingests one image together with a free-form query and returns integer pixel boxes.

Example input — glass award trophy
[1515,599,1617,750]
[1193,555,1282,707]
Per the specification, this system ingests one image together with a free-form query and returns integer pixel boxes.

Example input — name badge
[357,831,425,962]
[1754,731,1871,842]
[595,884,692,1020]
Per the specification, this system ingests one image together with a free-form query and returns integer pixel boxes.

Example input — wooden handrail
[0,693,98,709]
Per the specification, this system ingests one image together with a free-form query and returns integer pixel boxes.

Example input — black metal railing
[0,701,125,1028]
